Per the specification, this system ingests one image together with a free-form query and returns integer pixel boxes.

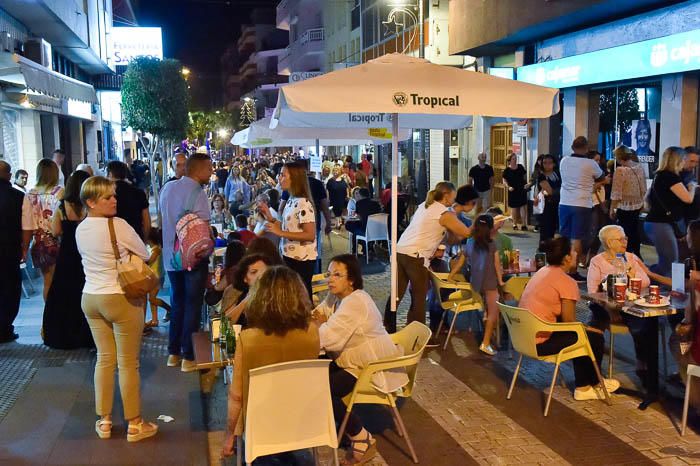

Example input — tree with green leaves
[122,56,189,212]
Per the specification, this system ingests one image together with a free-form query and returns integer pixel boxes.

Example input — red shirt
[360,159,372,177]
[237,229,256,247]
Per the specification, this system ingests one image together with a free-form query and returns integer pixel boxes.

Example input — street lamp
[217,128,229,138]
[181,67,191,78]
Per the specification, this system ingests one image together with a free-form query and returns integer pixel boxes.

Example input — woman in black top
[535,154,561,246]
[643,147,696,276]
[326,166,349,228]
[502,153,529,230]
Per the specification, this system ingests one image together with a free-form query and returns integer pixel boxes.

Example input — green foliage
[187,111,235,145]
[599,87,640,134]
[121,57,190,140]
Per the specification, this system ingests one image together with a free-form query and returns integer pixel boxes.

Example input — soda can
[648,285,660,304]
[629,278,642,296]
[614,282,627,303]
[535,252,546,270]
[512,249,520,271]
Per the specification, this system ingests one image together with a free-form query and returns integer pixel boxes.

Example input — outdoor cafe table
[192,331,234,383]
[582,291,686,410]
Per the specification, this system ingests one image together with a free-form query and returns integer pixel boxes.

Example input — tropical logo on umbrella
[393,92,408,106]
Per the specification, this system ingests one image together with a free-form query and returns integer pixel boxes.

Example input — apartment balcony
[92,73,123,91]
[276,0,293,31]
[278,28,325,75]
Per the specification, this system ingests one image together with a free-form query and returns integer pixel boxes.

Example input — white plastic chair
[681,364,700,435]
[239,359,340,466]
[355,214,389,264]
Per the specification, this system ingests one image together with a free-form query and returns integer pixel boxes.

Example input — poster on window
[628,119,657,178]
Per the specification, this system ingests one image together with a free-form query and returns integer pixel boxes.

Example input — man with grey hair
[0,160,35,342]
[468,152,494,215]
[165,152,187,184]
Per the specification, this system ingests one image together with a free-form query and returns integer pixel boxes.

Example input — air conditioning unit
[24,38,52,68]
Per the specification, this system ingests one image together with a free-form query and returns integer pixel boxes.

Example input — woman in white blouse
[75,177,157,443]
[313,254,408,465]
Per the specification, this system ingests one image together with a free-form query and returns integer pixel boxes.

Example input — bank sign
[517,29,700,88]
[110,27,164,66]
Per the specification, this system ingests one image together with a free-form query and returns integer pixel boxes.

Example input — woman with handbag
[644,147,696,276]
[75,176,158,442]
[27,159,64,300]
[610,145,647,257]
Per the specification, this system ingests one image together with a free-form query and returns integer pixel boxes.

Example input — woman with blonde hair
[27,158,64,300]
[384,182,476,333]
[260,161,318,297]
[76,176,157,442]
[644,147,696,275]
[221,266,320,458]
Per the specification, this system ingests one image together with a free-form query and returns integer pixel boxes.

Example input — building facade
[449,0,699,211]
[0,0,117,183]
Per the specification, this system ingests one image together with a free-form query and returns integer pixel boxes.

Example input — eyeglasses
[323,272,347,279]
[612,236,628,242]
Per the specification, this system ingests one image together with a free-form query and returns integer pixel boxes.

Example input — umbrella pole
[390,113,399,314]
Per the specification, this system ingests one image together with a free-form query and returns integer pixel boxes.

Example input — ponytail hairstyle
[472,214,494,251]
[425,181,455,207]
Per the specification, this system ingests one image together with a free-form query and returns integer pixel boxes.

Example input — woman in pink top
[519,237,620,401]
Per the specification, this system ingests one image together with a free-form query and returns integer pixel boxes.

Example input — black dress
[503,164,528,208]
[326,177,348,217]
[42,203,94,349]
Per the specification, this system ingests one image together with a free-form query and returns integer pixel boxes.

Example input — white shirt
[279,196,317,261]
[317,290,408,394]
[559,155,603,208]
[76,217,149,295]
[396,201,448,267]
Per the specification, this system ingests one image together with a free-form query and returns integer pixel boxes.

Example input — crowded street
[1,0,700,465]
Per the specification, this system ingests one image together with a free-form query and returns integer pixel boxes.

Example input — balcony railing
[92,73,123,91]
[300,28,324,45]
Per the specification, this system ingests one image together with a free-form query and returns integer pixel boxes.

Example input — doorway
[490,124,512,213]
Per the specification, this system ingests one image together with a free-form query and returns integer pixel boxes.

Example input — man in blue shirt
[159,152,212,372]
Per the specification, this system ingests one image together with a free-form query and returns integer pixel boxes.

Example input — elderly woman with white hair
[586,224,670,386]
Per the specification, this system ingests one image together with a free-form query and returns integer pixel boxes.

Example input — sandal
[145,319,159,328]
[342,432,377,465]
[127,420,158,442]
[95,418,112,439]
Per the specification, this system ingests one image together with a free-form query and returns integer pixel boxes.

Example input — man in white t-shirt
[559,136,606,279]
[52,149,66,187]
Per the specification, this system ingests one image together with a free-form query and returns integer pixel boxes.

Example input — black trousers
[284,256,316,299]
[538,201,559,247]
[384,253,430,333]
[536,329,605,388]
[616,209,642,258]
[329,361,363,437]
[0,261,21,339]
[345,221,363,254]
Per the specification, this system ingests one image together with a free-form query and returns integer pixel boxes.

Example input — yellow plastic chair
[241,359,340,466]
[502,276,530,302]
[498,302,612,416]
[312,273,329,295]
[682,364,700,435]
[429,272,483,350]
[338,322,432,464]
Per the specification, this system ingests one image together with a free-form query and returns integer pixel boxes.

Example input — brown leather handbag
[108,218,159,299]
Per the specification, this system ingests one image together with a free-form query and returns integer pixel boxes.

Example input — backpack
[171,186,214,271]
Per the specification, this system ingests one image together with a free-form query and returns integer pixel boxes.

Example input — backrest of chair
[498,302,541,358]
[503,276,531,302]
[245,359,337,463]
[365,214,388,241]
[390,322,432,397]
[311,273,329,295]
[429,272,478,307]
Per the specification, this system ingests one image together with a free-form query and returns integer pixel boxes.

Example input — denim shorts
[558,204,592,240]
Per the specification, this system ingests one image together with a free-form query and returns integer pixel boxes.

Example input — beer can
[512,249,520,271]
[535,252,546,270]
[614,282,627,303]
[648,285,660,304]
[629,278,642,296]
[606,274,616,299]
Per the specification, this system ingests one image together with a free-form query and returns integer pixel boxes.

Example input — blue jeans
[643,221,678,276]
[167,264,208,360]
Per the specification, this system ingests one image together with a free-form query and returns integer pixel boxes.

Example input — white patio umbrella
[271,53,561,314]
[231,117,411,148]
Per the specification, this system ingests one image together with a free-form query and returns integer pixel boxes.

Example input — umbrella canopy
[272,53,560,129]
[270,53,561,316]
[232,117,412,148]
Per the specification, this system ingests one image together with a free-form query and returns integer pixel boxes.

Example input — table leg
[639,316,660,410]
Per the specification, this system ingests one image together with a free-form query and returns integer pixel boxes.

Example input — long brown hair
[284,161,312,200]
[245,266,312,336]
[36,158,59,189]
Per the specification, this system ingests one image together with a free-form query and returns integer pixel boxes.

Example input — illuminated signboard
[488,67,514,80]
[517,29,700,88]
[110,27,163,66]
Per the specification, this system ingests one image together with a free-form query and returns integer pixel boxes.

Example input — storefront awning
[0,53,98,104]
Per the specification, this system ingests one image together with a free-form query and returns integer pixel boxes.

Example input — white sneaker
[574,385,601,401]
[602,378,620,393]
[479,343,497,356]
[166,355,181,367]
[181,359,197,373]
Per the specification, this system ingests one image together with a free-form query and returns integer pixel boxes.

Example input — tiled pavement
[5,226,700,465]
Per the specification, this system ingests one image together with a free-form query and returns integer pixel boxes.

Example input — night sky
[134,0,279,108]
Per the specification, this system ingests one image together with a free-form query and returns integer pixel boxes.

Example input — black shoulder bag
[651,177,686,239]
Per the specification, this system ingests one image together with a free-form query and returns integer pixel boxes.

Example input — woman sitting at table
[223,253,278,324]
[519,237,620,400]
[210,193,231,227]
[221,266,320,458]
[586,224,670,383]
[314,254,408,465]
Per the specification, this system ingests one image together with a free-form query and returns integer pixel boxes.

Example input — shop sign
[289,71,324,83]
[488,67,515,80]
[110,27,163,66]
[66,99,92,120]
[368,128,392,139]
[517,29,700,88]
[309,156,322,173]
[449,146,460,159]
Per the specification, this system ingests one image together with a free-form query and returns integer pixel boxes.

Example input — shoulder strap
[107,218,121,261]
[650,176,672,216]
